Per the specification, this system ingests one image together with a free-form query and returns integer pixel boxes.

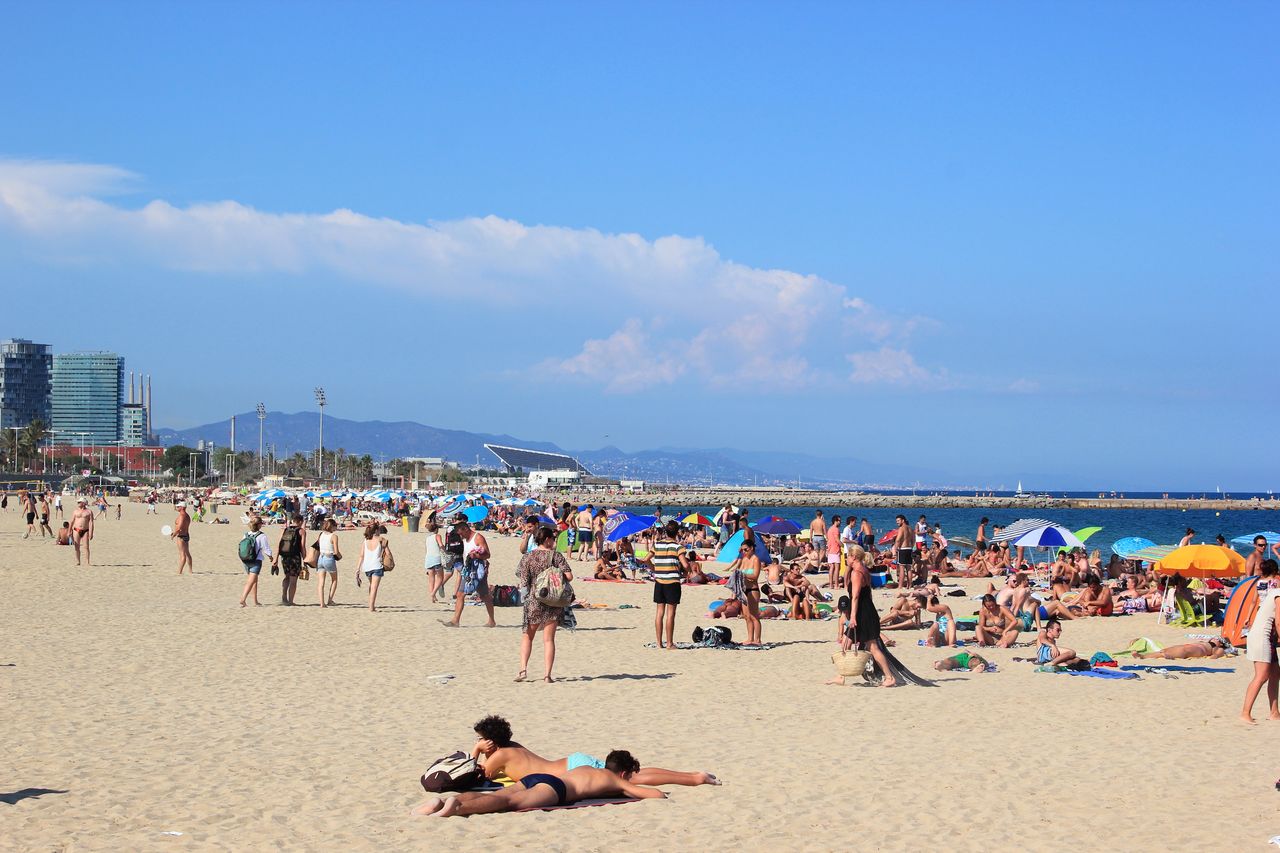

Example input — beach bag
[420,752,484,793]
[491,585,522,607]
[381,544,395,571]
[238,532,257,563]
[279,526,300,557]
[692,625,733,647]
[461,557,488,595]
[832,649,872,678]
[533,563,574,608]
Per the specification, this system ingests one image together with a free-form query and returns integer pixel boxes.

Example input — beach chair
[1167,597,1211,628]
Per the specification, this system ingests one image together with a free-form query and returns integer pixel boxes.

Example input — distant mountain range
[156,410,959,487]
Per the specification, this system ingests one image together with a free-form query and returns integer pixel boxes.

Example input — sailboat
[1014,480,1030,498]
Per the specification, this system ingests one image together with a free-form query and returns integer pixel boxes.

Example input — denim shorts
[244,561,262,575]
[316,554,337,573]
[365,568,384,578]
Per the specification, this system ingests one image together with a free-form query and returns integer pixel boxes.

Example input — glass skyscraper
[0,339,52,430]
[51,352,124,445]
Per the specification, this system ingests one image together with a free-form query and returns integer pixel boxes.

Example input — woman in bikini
[725,541,763,646]
[975,594,1022,647]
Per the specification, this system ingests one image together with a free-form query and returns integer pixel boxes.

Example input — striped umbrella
[990,518,1055,542]
[1126,544,1177,563]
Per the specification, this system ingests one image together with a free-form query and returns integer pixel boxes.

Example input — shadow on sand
[0,788,68,805]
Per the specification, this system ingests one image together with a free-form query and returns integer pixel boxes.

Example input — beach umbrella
[1006,523,1084,550]
[439,497,465,515]
[715,529,772,565]
[991,518,1055,542]
[605,512,658,542]
[877,530,897,546]
[711,505,740,524]
[681,513,715,527]
[535,514,558,527]
[1127,544,1177,563]
[1152,544,1245,580]
[753,517,801,536]
[462,505,489,524]
[1074,526,1103,543]
[1111,536,1156,558]
[947,536,977,550]
[1231,531,1280,546]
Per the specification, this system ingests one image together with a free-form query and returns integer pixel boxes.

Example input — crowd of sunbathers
[413,715,719,817]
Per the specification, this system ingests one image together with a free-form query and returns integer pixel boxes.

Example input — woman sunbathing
[975,594,1021,647]
[1134,638,1231,660]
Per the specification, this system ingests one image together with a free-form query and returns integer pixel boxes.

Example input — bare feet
[485,621,496,628]
[823,676,847,686]
[412,796,444,816]
[1240,714,1256,724]
[543,675,555,683]
[879,677,898,688]
[514,670,527,682]
[699,772,721,786]
[440,620,458,627]
[433,796,460,817]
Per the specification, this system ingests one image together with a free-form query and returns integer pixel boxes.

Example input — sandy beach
[2,503,1275,852]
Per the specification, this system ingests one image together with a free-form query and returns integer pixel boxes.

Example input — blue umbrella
[753,517,802,536]
[462,505,489,524]
[439,497,465,516]
[1007,524,1084,550]
[605,512,658,542]
[1111,536,1156,558]
[536,514,558,526]
[1231,531,1280,546]
[715,529,772,565]
[517,498,542,507]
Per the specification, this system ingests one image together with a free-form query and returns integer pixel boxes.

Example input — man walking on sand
[70,497,94,565]
[442,518,496,628]
[172,501,194,574]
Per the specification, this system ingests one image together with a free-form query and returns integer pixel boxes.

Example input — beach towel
[1113,637,1162,657]
[516,797,640,812]
[1063,668,1139,680]
[1119,665,1234,674]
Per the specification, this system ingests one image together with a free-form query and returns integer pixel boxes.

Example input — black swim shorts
[653,582,682,606]
[897,548,915,566]
[521,773,568,806]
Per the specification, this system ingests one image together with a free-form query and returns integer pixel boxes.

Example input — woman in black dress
[837,548,934,687]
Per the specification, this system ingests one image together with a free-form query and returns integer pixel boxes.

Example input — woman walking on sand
[355,522,392,613]
[515,526,574,683]
[315,518,342,607]
[423,516,448,604]
[1241,559,1280,723]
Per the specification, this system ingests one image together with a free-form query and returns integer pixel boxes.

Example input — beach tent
[1221,576,1261,647]
[716,529,772,565]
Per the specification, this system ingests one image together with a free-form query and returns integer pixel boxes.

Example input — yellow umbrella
[1153,544,1245,579]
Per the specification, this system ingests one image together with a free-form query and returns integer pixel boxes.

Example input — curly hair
[473,715,512,747]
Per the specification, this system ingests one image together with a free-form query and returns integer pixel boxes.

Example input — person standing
[826,514,842,590]
[859,516,876,555]
[37,494,53,538]
[271,513,306,605]
[592,509,607,562]
[894,514,917,588]
[725,538,763,646]
[314,517,342,607]
[834,548,897,687]
[841,516,858,556]
[355,522,390,613]
[1240,559,1280,724]
[1179,527,1195,548]
[976,517,989,553]
[423,516,448,603]
[21,489,36,539]
[70,497,94,565]
[238,517,271,607]
[648,520,688,649]
[809,510,827,555]
[53,491,63,519]
[574,504,594,562]
[515,526,574,683]
[172,502,193,574]
[443,518,495,627]
[915,515,930,551]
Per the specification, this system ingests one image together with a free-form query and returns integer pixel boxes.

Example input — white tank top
[423,532,442,561]
[362,539,383,571]
[463,533,483,560]
[318,532,335,556]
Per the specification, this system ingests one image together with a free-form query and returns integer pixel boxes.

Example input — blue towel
[1064,668,1138,679]
[1119,665,1233,674]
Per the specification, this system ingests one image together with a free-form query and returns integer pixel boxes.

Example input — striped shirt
[650,539,684,584]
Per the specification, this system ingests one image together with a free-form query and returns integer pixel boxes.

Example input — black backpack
[279,526,300,557]
[420,752,485,793]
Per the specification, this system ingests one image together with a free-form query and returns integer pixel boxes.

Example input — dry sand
[1,502,1275,852]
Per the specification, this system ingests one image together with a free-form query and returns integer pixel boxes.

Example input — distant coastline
[564,487,1279,512]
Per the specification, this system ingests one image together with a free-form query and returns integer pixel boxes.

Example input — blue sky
[2,2,1276,489]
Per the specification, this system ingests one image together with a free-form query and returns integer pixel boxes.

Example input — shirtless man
[809,510,827,555]
[37,494,53,538]
[859,516,875,555]
[574,505,593,561]
[20,490,37,538]
[1035,619,1080,667]
[172,502,193,574]
[974,594,1021,647]
[976,516,989,553]
[459,715,717,790]
[70,497,94,565]
[1246,536,1269,576]
[1073,574,1114,616]
[417,757,666,817]
[893,514,916,588]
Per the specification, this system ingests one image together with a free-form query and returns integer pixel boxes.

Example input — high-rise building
[0,339,52,430]
[51,352,124,445]
[120,403,148,447]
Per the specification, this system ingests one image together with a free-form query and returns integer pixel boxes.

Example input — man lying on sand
[934,651,989,672]
[464,715,718,788]
[415,751,666,817]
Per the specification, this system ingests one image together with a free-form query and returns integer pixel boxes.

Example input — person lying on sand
[934,651,989,672]
[414,752,666,817]
[1134,638,1230,660]
[462,715,718,788]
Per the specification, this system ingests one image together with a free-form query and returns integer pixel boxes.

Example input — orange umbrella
[1153,544,1245,579]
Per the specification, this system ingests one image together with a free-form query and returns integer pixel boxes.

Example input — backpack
[420,752,485,793]
[692,625,733,647]
[279,526,300,557]
[238,531,258,563]
[533,563,574,608]
[491,584,522,607]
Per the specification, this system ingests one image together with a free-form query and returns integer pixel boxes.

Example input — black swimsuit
[521,773,568,806]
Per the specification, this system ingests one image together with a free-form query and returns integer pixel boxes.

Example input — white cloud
[0,157,962,392]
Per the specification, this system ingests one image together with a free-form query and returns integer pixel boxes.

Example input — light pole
[314,387,326,481]
[256,402,266,474]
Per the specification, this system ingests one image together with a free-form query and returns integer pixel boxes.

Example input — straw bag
[381,543,395,571]
[832,649,871,678]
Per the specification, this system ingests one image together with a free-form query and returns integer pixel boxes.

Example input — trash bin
[407,513,421,533]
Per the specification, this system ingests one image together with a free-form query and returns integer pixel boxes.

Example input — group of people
[6,487,103,565]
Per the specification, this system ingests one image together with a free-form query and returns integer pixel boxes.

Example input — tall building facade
[51,352,124,445]
[0,339,52,430]
[120,403,148,447]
